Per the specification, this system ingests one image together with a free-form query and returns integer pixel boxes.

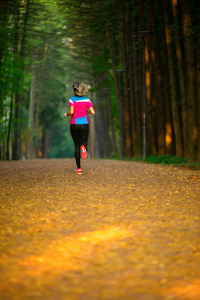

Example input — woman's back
[69,95,93,124]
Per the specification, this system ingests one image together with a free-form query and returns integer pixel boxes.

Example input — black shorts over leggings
[70,124,89,169]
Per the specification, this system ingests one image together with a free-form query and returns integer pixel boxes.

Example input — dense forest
[0,0,199,161]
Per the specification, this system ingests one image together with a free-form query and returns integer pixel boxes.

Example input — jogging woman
[64,81,95,174]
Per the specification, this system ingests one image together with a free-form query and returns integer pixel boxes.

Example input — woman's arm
[87,107,95,115]
[64,106,74,118]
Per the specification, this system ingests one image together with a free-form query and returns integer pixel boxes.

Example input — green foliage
[47,122,74,158]
[109,152,120,160]
[143,155,200,169]
[90,47,111,76]
[144,155,187,164]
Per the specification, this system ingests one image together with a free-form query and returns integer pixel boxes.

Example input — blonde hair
[73,81,91,96]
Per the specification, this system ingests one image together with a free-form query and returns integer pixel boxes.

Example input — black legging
[70,124,89,168]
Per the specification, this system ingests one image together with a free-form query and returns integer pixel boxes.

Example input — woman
[64,81,95,174]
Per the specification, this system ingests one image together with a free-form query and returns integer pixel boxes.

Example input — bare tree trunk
[157,0,174,155]
[12,0,20,160]
[146,37,157,155]
[147,0,166,155]
[197,1,200,161]
[107,90,117,154]
[42,131,52,158]
[171,0,188,157]
[129,3,137,157]
[27,52,37,159]
[6,94,13,160]
[119,0,131,158]
[135,0,144,157]
[12,0,30,160]
[126,0,135,157]
[35,37,49,129]
[89,115,95,158]
[163,0,183,157]
[182,0,198,161]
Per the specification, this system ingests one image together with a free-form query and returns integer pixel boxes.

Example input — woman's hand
[63,113,67,118]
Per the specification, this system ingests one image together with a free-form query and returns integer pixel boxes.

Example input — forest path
[0,159,200,300]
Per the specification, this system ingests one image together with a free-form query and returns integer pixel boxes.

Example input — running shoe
[76,169,82,175]
[80,145,87,159]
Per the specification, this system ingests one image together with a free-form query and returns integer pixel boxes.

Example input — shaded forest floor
[0,159,200,300]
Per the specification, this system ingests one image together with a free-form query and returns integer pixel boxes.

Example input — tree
[182,0,198,161]
[197,0,200,161]
[147,0,166,155]
[163,0,183,157]
[1,0,199,161]
[171,0,188,157]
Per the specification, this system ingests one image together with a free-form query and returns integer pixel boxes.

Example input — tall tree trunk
[129,2,137,157]
[6,94,13,160]
[101,0,120,157]
[42,130,52,158]
[12,0,30,160]
[89,113,95,158]
[35,36,49,129]
[146,37,157,155]
[157,0,174,155]
[147,0,166,155]
[197,1,200,161]
[126,0,135,157]
[182,0,198,160]
[135,0,144,157]
[119,0,131,158]
[12,0,20,160]
[163,0,183,157]
[95,90,104,158]
[27,53,37,159]
[171,0,188,157]
[107,89,118,154]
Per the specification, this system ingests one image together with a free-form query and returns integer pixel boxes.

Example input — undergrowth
[131,155,200,169]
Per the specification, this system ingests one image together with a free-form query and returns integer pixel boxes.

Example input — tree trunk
[146,37,157,155]
[12,0,20,160]
[42,130,52,158]
[197,1,200,161]
[129,1,137,157]
[89,112,95,158]
[182,0,198,160]
[157,0,174,155]
[6,94,13,160]
[27,53,37,159]
[146,0,166,155]
[163,0,183,157]
[35,36,49,130]
[107,90,118,155]
[171,0,188,157]
[135,0,144,157]
[119,0,131,158]
[12,0,30,160]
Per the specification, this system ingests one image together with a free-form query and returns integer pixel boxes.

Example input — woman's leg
[70,124,89,168]
[70,125,81,169]
[80,124,89,149]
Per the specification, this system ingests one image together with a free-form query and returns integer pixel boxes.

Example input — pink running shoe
[80,145,87,159]
[76,168,82,175]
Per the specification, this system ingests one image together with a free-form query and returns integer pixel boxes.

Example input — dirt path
[0,159,200,300]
